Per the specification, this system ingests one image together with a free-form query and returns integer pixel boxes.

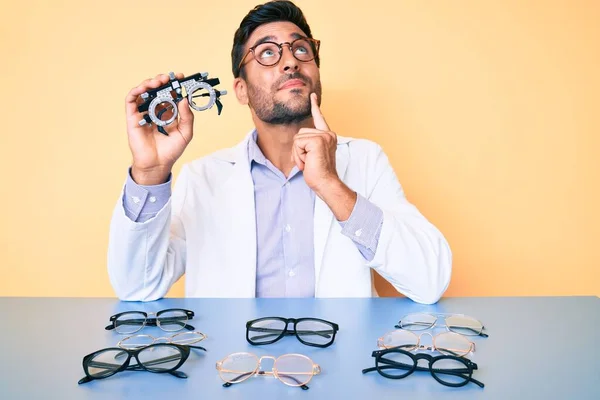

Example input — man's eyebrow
[290,32,306,40]
[251,32,308,48]
[252,35,277,47]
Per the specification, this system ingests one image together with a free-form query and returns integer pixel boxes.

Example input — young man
[108,0,452,303]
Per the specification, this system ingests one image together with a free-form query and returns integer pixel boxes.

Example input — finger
[125,85,149,116]
[125,77,168,116]
[296,128,324,136]
[176,98,194,143]
[292,142,305,171]
[310,92,329,131]
[154,73,169,84]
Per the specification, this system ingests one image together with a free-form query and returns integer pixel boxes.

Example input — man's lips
[279,79,306,90]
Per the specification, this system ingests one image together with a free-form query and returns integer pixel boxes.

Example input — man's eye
[260,49,276,59]
[295,46,308,55]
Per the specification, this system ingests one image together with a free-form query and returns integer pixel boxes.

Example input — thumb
[310,93,329,131]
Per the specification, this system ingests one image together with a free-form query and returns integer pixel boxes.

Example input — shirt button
[288,270,296,277]
[355,228,362,237]
[285,182,291,188]
[285,224,291,233]
[149,196,157,203]
[131,196,141,204]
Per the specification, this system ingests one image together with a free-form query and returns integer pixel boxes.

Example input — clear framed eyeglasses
[395,313,488,337]
[377,330,475,357]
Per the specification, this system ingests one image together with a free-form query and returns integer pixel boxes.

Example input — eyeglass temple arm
[362,363,485,388]
[394,322,488,337]
[78,369,187,385]
[222,371,309,390]
[248,327,333,341]
[147,317,195,330]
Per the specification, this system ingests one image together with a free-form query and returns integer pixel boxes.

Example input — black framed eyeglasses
[77,343,197,384]
[362,347,485,388]
[238,37,320,70]
[105,309,195,334]
[246,317,339,347]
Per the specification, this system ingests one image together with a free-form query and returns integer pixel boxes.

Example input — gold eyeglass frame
[215,352,321,387]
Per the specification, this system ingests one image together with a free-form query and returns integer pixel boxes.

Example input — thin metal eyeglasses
[216,352,321,390]
[78,343,193,384]
[362,347,485,388]
[246,317,339,347]
[105,308,195,334]
[117,331,207,350]
[238,37,320,70]
[396,313,489,337]
[378,330,475,357]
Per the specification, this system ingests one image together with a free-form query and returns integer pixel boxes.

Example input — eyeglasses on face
[238,37,320,70]
[78,343,193,384]
[395,313,488,337]
[377,330,476,357]
[246,317,339,347]
[105,308,195,334]
[216,352,321,390]
[362,347,485,388]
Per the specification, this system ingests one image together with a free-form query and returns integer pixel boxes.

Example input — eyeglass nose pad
[417,332,435,351]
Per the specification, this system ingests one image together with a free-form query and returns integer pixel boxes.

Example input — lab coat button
[355,229,362,237]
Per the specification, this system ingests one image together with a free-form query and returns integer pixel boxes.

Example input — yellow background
[1,0,598,298]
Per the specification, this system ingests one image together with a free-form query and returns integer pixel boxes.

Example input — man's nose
[280,45,299,72]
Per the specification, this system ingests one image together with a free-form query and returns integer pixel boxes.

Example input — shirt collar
[248,129,269,167]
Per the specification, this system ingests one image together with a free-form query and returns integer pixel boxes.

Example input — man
[108,0,452,304]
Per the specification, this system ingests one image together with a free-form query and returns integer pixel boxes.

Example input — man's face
[237,21,322,125]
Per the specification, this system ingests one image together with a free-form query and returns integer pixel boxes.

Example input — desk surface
[1,296,598,399]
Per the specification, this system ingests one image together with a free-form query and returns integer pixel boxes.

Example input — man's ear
[233,77,248,105]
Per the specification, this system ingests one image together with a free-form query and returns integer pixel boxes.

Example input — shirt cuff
[338,194,384,261]
[123,167,172,222]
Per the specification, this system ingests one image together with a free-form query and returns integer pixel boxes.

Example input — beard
[247,73,322,125]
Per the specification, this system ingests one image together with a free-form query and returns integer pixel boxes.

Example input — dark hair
[231,0,320,78]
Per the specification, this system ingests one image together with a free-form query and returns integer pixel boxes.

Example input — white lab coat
[108,132,452,304]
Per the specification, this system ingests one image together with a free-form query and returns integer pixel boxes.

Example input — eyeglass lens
[247,318,335,345]
[379,330,472,356]
[253,39,316,66]
[114,310,190,334]
[86,345,183,378]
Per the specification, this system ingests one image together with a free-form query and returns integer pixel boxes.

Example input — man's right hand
[125,73,194,185]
